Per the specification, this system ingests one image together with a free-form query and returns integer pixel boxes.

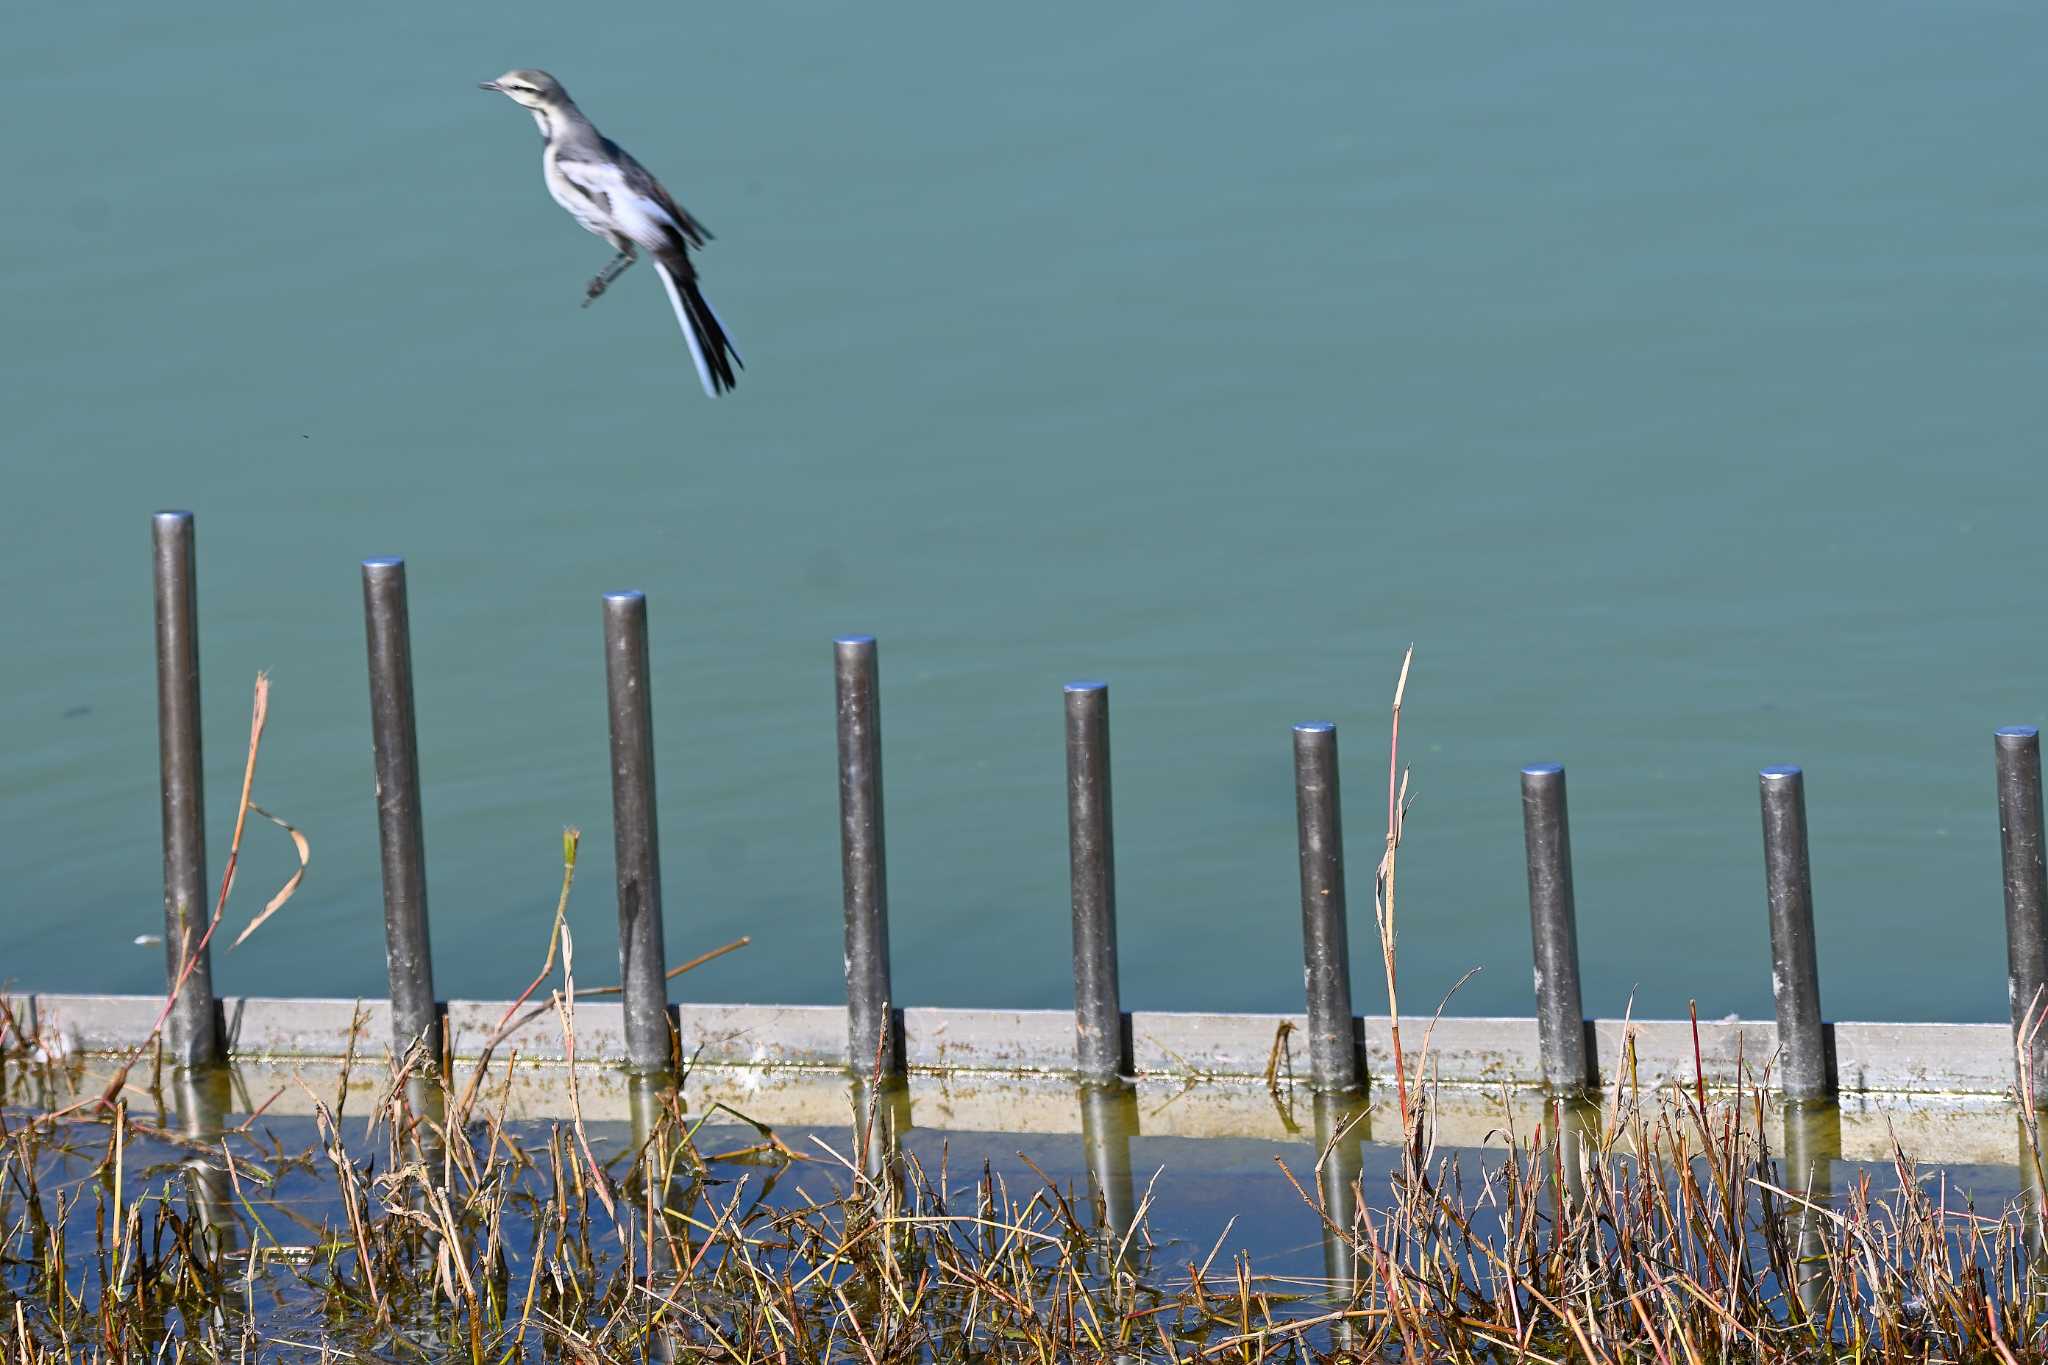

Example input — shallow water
[0,1104,1390,1350]
[0,1083,2030,1357]
[5,5,2047,1026]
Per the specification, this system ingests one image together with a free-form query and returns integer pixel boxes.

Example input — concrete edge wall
[9,993,2017,1097]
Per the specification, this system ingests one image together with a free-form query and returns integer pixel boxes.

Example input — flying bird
[481,69,741,396]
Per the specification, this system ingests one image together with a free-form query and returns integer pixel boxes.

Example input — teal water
[4,5,2045,1025]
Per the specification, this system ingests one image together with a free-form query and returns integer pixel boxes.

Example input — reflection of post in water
[627,1073,685,1361]
[1078,1082,1139,1250]
[1780,1100,1841,1320]
[402,1071,448,1179]
[1311,1089,1368,1317]
[1541,1095,1601,1296]
[842,1074,914,1285]
[629,1074,703,1257]
[628,1071,673,1164]
[1549,1094,1599,1209]
[2017,1108,2048,1259]
[172,1064,238,1253]
[849,1075,911,1184]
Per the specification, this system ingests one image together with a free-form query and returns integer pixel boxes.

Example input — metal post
[1066,682,1127,1081]
[603,592,673,1077]
[151,511,223,1069]
[1996,727,2048,1088]
[1292,723,1362,1094]
[835,636,899,1078]
[1759,766,1831,1100]
[1521,764,1589,1093]
[362,559,440,1063]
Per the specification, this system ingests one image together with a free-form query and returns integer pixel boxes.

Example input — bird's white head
[479,69,571,112]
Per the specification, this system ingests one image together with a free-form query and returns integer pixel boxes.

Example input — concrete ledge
[1834,1022,2012,1095]
[6,993,2021,1098]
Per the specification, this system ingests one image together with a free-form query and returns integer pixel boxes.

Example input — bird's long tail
[654,257,742,397]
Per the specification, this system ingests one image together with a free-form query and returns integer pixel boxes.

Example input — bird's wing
[636,171,713,249]
[603,139,713,248]
[557,146,710,253]
[554,155,688,254]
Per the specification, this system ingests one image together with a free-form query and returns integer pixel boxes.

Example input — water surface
[3,5,2046,1024]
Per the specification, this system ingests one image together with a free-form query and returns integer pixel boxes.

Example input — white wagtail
[481,69,741,396]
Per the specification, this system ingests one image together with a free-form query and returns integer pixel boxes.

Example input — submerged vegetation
[2,1024,2048,1361]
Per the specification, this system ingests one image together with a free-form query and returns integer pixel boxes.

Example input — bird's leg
[582,246,637,307]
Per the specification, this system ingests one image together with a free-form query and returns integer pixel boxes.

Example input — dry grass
[0,1021,2045,1362]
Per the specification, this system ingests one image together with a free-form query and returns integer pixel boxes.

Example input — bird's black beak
[478,80,502,92]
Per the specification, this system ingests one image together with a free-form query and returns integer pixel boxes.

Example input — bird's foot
[581,277,609,308]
